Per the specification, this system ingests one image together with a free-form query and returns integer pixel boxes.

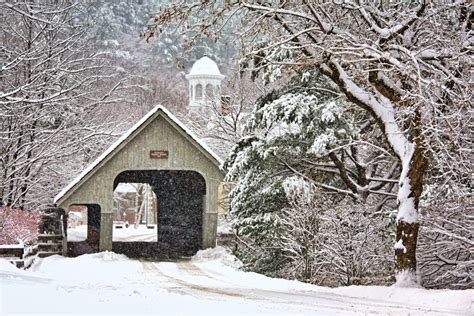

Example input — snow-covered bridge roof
[54,105,223,204]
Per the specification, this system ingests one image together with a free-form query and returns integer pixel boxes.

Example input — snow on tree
[145,1,472,286]
[219,75,396,284]
[280,178,394,286]
[224,74,397,229]
[417,188,473,289]
[0,1,124,208]
[0,207,41,245]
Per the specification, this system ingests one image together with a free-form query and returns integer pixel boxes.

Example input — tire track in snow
[141,261,191,296]
[143,261,246,299]
[176,261,230,284]
[143,261,468,315]
[175,261,454,315]
[145,261,372,314]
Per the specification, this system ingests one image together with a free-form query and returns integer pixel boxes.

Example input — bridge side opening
[67,204,101,256]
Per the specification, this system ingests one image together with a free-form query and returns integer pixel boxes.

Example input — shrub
[0,207,41,245]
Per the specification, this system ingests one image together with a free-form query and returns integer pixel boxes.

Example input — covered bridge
[54,105,225,258]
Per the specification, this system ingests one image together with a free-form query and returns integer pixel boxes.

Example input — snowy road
[140,260,470,316]
[68,225,158,242]
[1,248,472,315]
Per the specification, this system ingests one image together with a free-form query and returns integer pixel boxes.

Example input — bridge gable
[54,105,224,209]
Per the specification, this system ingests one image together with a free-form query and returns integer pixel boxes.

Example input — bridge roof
[54,105,223,204]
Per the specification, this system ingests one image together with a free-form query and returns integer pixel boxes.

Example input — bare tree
[0,1,124,208]
[418,196,473,289]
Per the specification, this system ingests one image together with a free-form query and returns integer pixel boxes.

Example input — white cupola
[185,56,225,109]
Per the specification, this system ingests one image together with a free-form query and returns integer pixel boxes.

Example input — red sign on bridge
[149,150,168,159]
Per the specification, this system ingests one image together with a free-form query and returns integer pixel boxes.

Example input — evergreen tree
[224,74,397,282]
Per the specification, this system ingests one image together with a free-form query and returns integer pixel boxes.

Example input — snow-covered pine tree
[224,74,397,282]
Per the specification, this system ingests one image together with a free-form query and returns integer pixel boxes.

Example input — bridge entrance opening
[111,170,205,258]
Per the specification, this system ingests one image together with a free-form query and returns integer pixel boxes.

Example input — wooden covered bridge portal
[53,105,224,258]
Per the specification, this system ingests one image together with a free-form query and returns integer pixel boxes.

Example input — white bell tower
[185,56,225,109]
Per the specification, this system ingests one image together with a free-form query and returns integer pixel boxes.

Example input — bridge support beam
[99,213,113,252]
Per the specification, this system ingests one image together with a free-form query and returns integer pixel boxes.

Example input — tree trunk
[7,129,23,207]
[20,119,38,209]
[134,200,145,229]
[395,136,426,279]
[134,184,145,229]
[395,220,419,273]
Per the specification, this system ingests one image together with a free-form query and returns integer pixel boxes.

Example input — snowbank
[1,250,472,315]
[192,246,242,269]
[190,248,473,313]
[217,220,232,234]
[332,285,473,314]
[0,259,23,274]
[31,251,143,284]
[190,247,320,292]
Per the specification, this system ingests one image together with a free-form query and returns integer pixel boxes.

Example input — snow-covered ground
[68,224,157,242]
[0,247,472,316]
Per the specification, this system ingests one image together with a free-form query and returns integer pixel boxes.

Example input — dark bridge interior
[111,170,206,258]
